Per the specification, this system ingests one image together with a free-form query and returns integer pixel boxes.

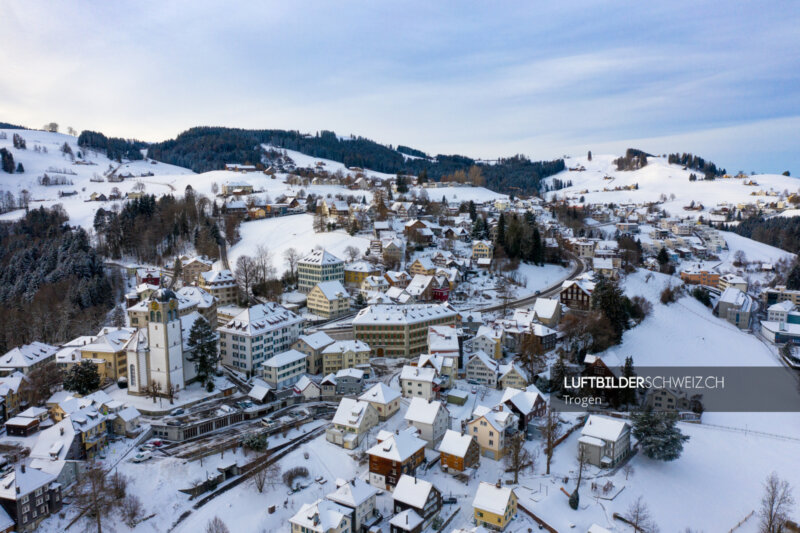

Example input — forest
[725,216,800,254]
[0,206,117,352]
[667,152,726,178]
[147,127,565,195]
[77,130,147,162]
[93,188,230,264]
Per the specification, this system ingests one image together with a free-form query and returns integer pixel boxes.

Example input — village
[0,126,798,533]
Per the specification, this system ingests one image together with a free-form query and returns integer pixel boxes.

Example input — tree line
[78,130,147,162]
[94,188,230,264]
[667,152,726,177]
[146,126,565,195]
[0,206,117,352]
[724,216,800,254]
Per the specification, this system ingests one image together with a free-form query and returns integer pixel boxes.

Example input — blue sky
[1,1,798,174]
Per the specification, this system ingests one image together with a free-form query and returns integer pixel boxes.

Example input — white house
[578,415,632,468]
[399,365,439,400]
[404,397,450,448]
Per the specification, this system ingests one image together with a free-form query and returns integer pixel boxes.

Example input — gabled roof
[367,428,426,462]
[581,415,630,442]
[390,508,423,531]
[392,474,436,509]
[400,365,437,383]
[296,331,335,351]
[359,383,400,405]
[470,405,516,432]
[327,477,378,507]
[436,429,474,457]
[532,298,559,319]
[322,340,370,354]
[299,249,343,266]
[262,349,307,369]
[0,342,57,369]
[293,375,320,393]
[498,387,543,415]
[404,397,446,426]
[332,398,373,428]
[472,481,515,515]
[289,499,350,531]
[467,351,497,372]
[220,302,303,336]
[0,465,56,500]
[313,280,349,300]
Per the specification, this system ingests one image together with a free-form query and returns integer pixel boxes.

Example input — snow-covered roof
[335,367,365,380]
[262,349,307,369]
[296,331,335,351]
[359,382,400,405]
[476,325,503,341]
[532,297,559,319]
[30,418,75,461]
[471,405,516,432]
[332,398,372,428]
[0,342,57,369]
[499,387,542,415]
[719,286,747,306]
[327,477,378,507]
[406,274,433,297]
[367,428,426,461]
[0,465,56,500]
[581,415,630,442]
[299,249,343,266]
[70,407,106,433]
[392,474,435,509]
[498,363,529,382]
[312,280,349,300]
[176,286,215,308]
[472,481,515,515]
[248,378,272,401]
[289,499,350,531]
[220,302,303,337]
[117,406,141,423]
[400,365,437,383]
[428,325,459,353]
[293,375,319,393]
[345,261,378,273]
[353,303,458,326]
[768,300,796,312]
[322,340,370,354]
[436,429,473,457]
[468,351,498,372]
[390,508,423,531]
[81,327,135,354]
[404,397,446,425]
[593,257,615,270]
[200,269,235,285]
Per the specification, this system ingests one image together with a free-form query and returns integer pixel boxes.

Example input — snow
[262,349,307,368]
[404,397,443,425]
[436,429,473,457]
[543,153,800,219]
[0,128,193,228]
[353,303,458,326]
[313,280,349,300]
[331,398,371,427]
[366,428,426,462]
[263,144,396,182]
[359,383,401,405]
[472,481,514,515]
[412,184,508,204]
[392,474,434,509]
[581,415,629,442]
[228,214,370,277]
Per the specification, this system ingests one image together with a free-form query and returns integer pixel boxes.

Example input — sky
[1,1,799,174]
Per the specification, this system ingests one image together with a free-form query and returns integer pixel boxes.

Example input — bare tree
[205,516,231,533]
[251,451,280,493]
[72,461,121,533]
[575,444,588,490]
[235,255,257,302]
[133,181,146,192]
[503,433,536,484]
[542,406,562,475]
[20,362,63,406]
[759,472,795,533]
[344,245,361,262]
[211,182,219,195]
[145,380,162,403]
[254,244,276,284]
[120,494,144,528]
[624,496,659,532]
[284,247,300,282]
[622,463,634,480]
[519,331,546,379]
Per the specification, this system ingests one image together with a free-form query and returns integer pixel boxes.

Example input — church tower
[145,288,185,395]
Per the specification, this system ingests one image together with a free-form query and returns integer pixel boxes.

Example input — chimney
[496,478,501,488]
[20,464,25,474]
[60,427,64,436]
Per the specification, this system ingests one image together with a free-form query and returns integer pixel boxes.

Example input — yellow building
[472,481,518,531]
[322,340,371,375]
[472,240,494,260]
[467,405,518,460]
[307,281,351,319]
[198,269,238,306]
[72,407,108,459]
[352,304,459,358]
[78,327,134,380]
[344,261,381,288]
[408,257,437,277]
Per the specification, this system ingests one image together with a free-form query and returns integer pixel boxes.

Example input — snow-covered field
[411,184,508,204]
[0,128,194,228]
[544,154,800,218]
[227,214,372,274]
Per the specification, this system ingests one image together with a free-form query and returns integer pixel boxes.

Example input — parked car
[149,440,163,447]
[132,452,152,463]
[170,408,185,416]
[471,386,478,394]
[442,497,458,505]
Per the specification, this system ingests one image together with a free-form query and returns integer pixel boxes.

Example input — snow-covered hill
[543,153,800,218]
[0,128,194,227]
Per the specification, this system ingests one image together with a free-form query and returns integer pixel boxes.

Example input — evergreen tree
[15,162,23,173]
[186,317,218,388]
[0,148,14,174]
[496,213,506,248]
[468,200,477,221]
[532,227,544,265]
[63,360,101,395]
[550,358,566,393]
[657,247,670,266]
[591,276,629,343]
[587,150,592,161]
[418,169,428,184]
[471,216,484,240]
[631,406,689,461]
[568,489,579,510]
[396,173,408,193]
[786,261,800,290]
[620,356,637,406]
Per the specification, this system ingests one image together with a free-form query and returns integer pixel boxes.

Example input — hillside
[543,153,800,218]
[0,128,194,228]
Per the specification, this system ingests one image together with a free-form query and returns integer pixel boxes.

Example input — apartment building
[198,269,238,306]
[352,304,459,358]
[298,249,345,293]
[217,302,304,377]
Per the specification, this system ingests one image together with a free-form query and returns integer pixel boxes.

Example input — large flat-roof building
[353,304,459,358]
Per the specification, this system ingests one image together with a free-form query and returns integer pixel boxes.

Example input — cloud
[0,1,798,173]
